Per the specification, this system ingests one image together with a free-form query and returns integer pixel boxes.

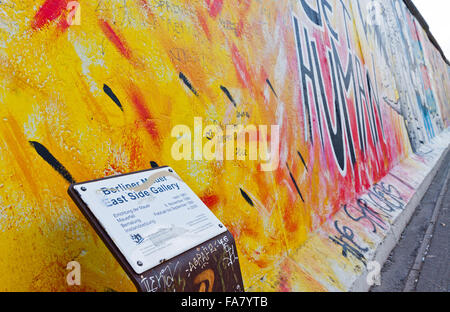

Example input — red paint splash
[196,9,212,41]
[31,0,68,30]
[200,194,219,208]
[279,261,292,292]
[235,19,244,37]
[128,84,159,141]
[99,19,133,60]
[205,0,223,18]
[235,0,251,37]
[230,43,252,89]
[238,0,252,12]
[137,0,155,19]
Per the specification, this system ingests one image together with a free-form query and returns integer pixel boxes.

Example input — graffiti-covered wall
[0,0,449,291]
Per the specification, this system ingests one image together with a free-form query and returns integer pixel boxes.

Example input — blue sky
[413,0,450,60]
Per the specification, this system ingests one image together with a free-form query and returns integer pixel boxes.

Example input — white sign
[73,167,227,274]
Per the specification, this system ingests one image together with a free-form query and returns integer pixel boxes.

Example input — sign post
[68,166,244,292]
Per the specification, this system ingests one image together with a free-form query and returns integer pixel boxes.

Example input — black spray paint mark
[179,72,199,96]
[220,85,236,107]
[297,150,308,172]
[286,163,305,202]
[266,79,278,98]
[103,84,123,111]
[329,221,368,265]
[293,14,386,172]
[366,182,404,216]
[240,188,254,206]
[29,141,76,184]
[343,199,387,234]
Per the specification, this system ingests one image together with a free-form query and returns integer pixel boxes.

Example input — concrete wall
[0,0,449,291]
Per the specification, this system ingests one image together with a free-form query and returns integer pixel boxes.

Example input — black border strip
[403,0,450,65]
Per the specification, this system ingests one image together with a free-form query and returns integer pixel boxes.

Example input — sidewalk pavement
[371,150,450,292]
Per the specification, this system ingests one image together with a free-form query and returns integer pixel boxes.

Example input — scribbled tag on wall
[139,231,244,292]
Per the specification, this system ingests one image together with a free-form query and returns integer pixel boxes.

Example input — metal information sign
[68,166,244,292]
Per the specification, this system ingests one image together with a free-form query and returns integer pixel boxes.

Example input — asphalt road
[371,150,450,292]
